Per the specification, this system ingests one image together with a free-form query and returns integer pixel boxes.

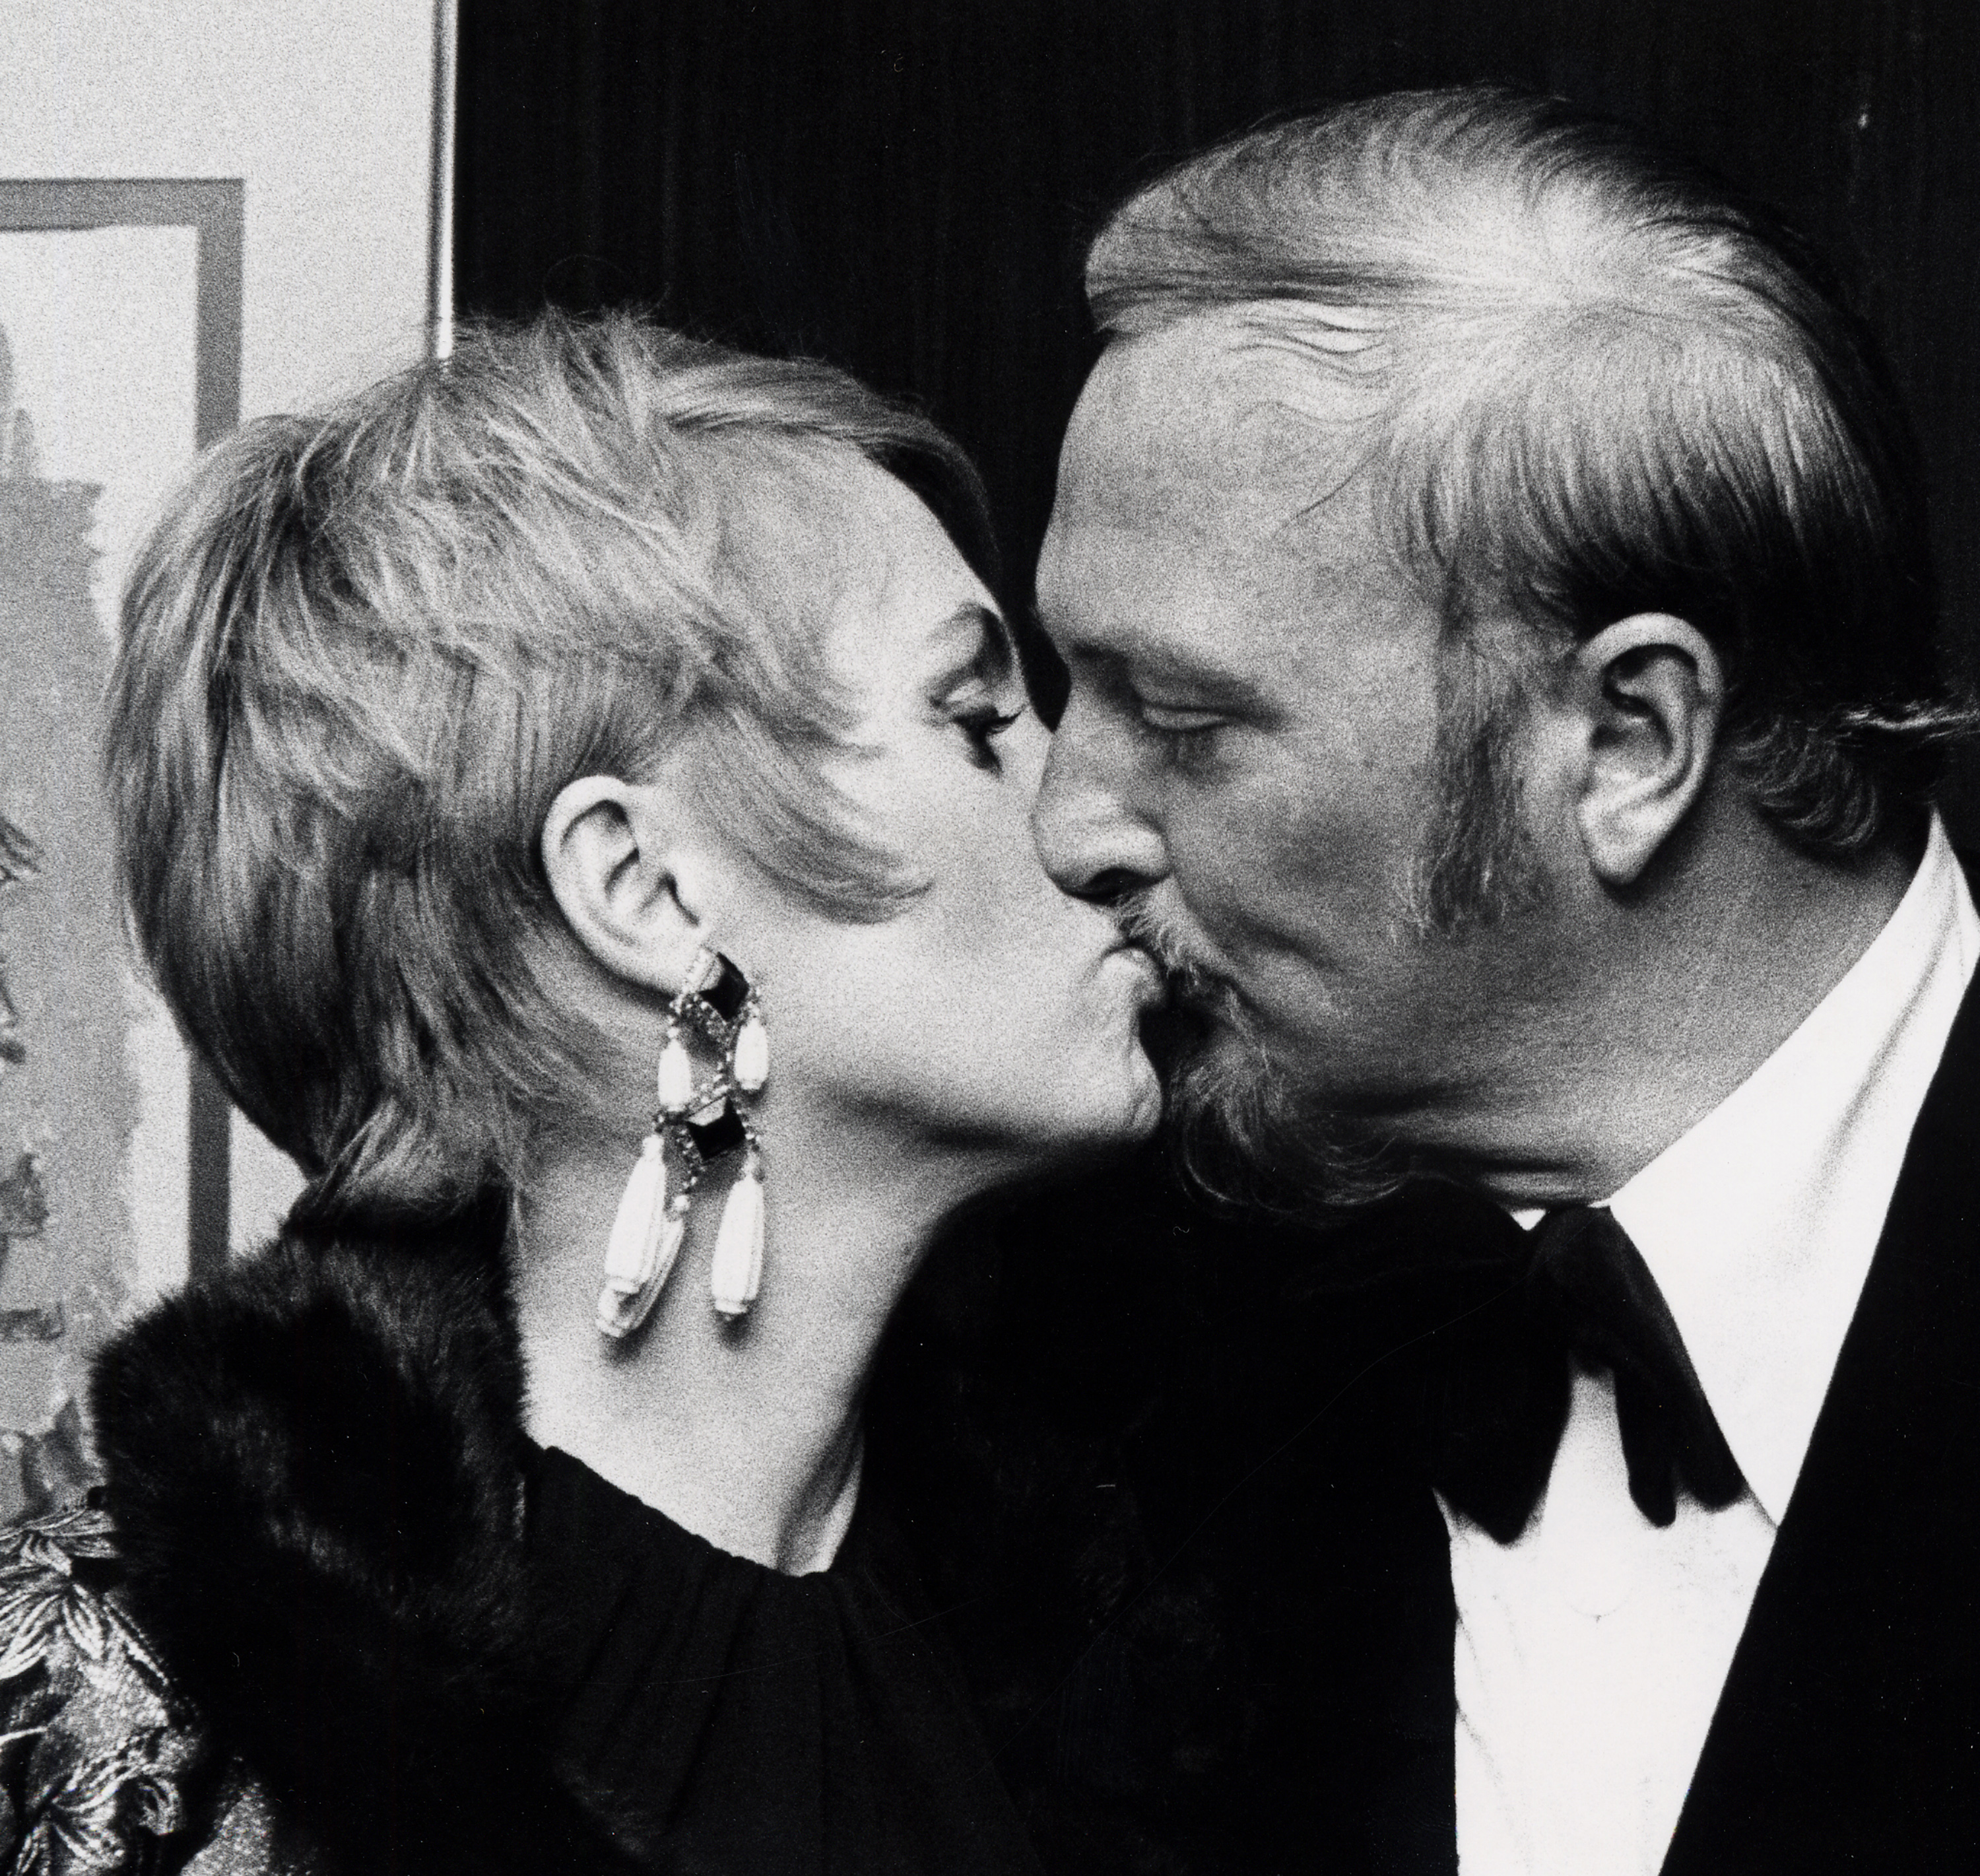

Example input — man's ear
[540,775,707,992]
[1571,614,1725,887]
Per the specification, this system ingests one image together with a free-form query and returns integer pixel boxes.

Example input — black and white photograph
[3,3,1977,1871]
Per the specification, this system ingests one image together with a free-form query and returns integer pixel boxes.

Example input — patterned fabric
[0,1505,300,1876]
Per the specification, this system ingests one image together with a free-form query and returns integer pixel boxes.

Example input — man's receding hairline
[1078,141,1808,595]
[1068,317,1383,527]
[1076,87,1959,859]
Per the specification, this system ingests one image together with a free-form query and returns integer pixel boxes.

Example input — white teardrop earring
[595,1133,682,1337]
[710,1147,765,1318]
[595,946,770,1339]
[656,1021,694,1112]
[733,1004,769,1094]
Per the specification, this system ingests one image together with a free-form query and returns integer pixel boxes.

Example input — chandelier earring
[597,945,771,1339]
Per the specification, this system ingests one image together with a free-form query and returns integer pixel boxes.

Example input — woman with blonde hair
[0,313,1160,1875]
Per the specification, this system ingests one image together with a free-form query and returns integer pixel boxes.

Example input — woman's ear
[541,776,706,992]
[1570,613,1725,887]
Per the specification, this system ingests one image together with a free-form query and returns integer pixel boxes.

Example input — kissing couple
[3,83,1973,1876]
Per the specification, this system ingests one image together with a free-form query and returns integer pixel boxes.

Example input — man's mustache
[1113,892,1233,1018]
[1112,892,1402,1218]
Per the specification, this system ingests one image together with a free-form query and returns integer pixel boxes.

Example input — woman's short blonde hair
[105,312,995,1213]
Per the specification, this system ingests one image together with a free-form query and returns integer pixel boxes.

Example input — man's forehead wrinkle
[1260,403,1380,544]
[1065,341,1378,551]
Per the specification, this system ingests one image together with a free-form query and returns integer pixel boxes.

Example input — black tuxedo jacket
[876,972,1980,1873]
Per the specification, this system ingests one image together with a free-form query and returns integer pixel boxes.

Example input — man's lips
[1123,941,1223,1010]
[1105,894,1238,1019]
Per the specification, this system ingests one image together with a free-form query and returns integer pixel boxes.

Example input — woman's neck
[512,1114,971,1574]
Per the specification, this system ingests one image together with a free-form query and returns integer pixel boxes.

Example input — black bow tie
[1416,1206,1748,1544]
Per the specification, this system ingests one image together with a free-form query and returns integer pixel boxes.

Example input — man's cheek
[1168,821,1298,955]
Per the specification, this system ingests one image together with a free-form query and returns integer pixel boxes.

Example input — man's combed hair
[1088,84,1971,856]
[105,312,994,1212]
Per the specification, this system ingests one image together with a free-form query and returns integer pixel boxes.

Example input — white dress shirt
[1447,816,1979,1876]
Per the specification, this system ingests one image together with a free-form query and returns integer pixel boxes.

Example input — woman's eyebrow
[925,601,1016,693]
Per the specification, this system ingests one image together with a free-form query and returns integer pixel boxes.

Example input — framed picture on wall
[0,178,241,1516]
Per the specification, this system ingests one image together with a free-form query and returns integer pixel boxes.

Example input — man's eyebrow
[1058,635,1272,712]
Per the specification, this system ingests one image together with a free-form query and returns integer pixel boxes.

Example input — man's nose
[1032,701,1169,902]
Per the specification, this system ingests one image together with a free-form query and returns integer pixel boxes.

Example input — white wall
[1,1,442,1267]
[1,1,439,413]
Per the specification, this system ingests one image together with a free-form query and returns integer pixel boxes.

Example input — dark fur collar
[89,1195,647,1876]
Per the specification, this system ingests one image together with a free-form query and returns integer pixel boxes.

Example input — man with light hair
[1022,85,1978,1873]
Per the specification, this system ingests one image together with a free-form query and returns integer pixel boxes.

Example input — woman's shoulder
[76,1201,644,1875]
[0,1499,307,1875]
[3,1197,525,1876]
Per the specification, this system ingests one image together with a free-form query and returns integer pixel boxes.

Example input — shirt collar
[1600,816,1979,1523]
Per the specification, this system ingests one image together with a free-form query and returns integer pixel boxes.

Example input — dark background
[457,0,1980,826]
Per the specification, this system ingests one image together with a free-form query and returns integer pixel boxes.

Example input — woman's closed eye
[949,698,1025,772]
[927,601,1025,774]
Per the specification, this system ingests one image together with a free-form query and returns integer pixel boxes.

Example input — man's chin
[1161,1028,1406,1221]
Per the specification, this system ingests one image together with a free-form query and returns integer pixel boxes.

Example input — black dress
[528,1444,1045,1876]
[63,1201,1047,1876]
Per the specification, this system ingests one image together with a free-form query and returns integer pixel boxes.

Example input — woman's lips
[1102,941,1167,1005]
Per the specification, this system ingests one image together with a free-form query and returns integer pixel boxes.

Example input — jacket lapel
[1663,966,1980,1871]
